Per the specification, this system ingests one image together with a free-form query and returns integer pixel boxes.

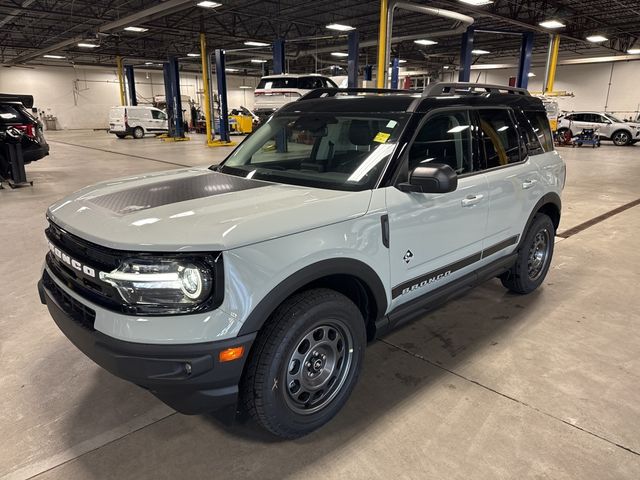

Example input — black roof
[277,83,545,115]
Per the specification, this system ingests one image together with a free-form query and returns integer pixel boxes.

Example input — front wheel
[612,130,631,146]
[132,127,145,139]
[501,213,555,294]
[241,288,366,438]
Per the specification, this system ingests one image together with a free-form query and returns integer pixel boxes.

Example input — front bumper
[38,276,256,414]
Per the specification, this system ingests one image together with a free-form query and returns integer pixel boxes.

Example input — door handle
[461,194,484,207]
[522,179,538,189]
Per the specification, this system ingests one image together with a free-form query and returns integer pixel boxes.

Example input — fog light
[219,346,245,362]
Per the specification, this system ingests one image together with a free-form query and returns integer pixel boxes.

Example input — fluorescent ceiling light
[528,72,536,77]
[239,85,252,89]
[539,20,565,29]
[458,0,493,5]
[244,41,269,47]
[326,23,354,31]
[43,54,65,59]
[124,26,148,32]
[628,48,640,54]
[197,1,221,7]
[78,42,98,48]
[187,53,200,57]
[226,67,240,72]
[414,39,438,46]
[471,49,490,54]
[586,35,608,43]
[251,59,267,63]
[331,52,349,57]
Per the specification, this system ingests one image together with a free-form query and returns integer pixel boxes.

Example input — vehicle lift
[0,128,33,189]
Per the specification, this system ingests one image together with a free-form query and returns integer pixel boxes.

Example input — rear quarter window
[526,111,554,152]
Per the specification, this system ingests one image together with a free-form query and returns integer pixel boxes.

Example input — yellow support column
[545,35,561,94]
[116,56,126,106]
[199,33,215,146]
[376,0,388,88]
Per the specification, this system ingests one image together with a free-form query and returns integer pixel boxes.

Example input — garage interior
[1,0,639,479]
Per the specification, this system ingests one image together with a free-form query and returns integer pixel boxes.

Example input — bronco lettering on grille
[48,241,96,278]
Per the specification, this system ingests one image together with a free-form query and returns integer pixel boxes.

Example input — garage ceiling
[2,0,640,75]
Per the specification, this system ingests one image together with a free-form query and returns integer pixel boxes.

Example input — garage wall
[0,65,258,130]
[464,60,640,118]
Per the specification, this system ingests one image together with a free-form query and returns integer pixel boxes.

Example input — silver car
[558,111,640,146]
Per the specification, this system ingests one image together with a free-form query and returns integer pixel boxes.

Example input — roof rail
[423,82,530,97]
[299,87,412,101]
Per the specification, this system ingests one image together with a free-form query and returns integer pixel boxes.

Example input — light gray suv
[39,83,565,438]
[558,111,640,146]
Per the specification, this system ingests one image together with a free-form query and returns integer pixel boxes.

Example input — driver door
[385,109,490,309]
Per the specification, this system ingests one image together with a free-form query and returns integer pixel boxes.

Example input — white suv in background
[253,74,337,123]
[557,111,640,146]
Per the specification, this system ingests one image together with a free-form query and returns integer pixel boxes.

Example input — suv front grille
[43,270,96,330]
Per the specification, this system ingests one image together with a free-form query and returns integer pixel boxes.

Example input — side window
[526,111,554,153]
[477,109,522,168]
[514,109,543,156]
[151,110,165,120]
[299,77,323,90]
[572,113,586,122]
[324,78,338,88]
[408,110,474,175]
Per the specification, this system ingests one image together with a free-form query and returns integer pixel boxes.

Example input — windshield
[217,113,407,191]
[606,114,623,123]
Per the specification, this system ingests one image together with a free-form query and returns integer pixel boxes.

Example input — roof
[261,74,331,79]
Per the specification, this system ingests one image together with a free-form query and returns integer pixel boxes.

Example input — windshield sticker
[373,132,391,143]
[386,120,398,128]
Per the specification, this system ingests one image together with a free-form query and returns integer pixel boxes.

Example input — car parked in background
[0,94,49,179]
[253,74,338,123]
[557,111,640,146]
[108,106,168,139]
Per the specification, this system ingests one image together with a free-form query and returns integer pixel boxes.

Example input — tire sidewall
[515,215,555,291]
[258,296,366,435]
[133,127,144,139]
[612,130,630,146]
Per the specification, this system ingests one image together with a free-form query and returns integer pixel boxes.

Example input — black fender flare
[238,258,388,336]
[518,192,562,249]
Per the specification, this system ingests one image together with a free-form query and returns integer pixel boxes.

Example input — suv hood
[47,168,372,251]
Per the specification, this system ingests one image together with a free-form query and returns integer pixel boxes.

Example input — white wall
[0,65,257,130]
[458,60,640,118]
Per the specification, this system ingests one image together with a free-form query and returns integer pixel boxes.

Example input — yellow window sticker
[373,132,391,143]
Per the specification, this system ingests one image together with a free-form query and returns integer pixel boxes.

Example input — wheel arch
[611,129,632,144]
[519,193,561,249]
[238,258,388,341]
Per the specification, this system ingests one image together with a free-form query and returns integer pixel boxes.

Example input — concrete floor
[1,131,639,479]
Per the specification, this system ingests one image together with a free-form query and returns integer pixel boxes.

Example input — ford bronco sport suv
[39,83,564,438]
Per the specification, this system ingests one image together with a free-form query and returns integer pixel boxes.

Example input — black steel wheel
[501,213,555,294]
[242,288,366,438]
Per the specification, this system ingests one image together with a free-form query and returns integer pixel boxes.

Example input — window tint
[478,109,521,167]
[514,109,543,156]
[571,113,586,122]
[409,110,474,174]
[526,111,554,152]
[298,77,324,90]
[257,77,299,89]
[151,109,166,120]
[0,104,28,123]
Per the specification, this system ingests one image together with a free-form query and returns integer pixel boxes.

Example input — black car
[0,94,49,177]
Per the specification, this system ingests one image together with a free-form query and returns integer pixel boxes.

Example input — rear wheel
[241,288,366,438]
[132,127,144,139]
[612,130,631,146]
[501,214,555,294]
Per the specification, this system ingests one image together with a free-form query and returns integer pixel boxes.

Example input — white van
[108,106,168,139]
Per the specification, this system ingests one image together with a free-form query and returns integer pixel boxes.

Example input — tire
[557,127,571,139]
[241,288,366,438]
[115,133,126,139]
[500,213,555,294]
[132,127,145,139]
[612,130,631,146]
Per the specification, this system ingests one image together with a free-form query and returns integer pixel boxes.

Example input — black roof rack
[299,87,412,101]
[423,82,530,97]
[0,93,34,108]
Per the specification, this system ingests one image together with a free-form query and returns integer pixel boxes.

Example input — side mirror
[397,163,458,194]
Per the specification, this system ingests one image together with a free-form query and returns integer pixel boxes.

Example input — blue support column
[273,39,285,75]
[364,65,373,82]
[215,49,230,143]
[124,65,137,106]
[166,56,184,138]
[458,26,475,82]
[347,30,359,88]
[516,32,535,89]
[390,57,399,89]
[162,62,175,135]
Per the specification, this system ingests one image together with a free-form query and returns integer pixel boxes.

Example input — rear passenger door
[477,108,544,255]
[385,109,490,308]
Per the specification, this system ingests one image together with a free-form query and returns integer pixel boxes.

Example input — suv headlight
[100,255,219,314]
